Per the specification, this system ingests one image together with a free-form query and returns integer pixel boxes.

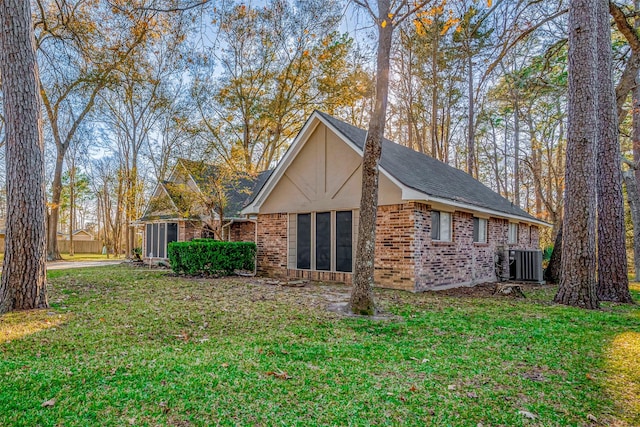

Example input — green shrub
[167,240,256,276]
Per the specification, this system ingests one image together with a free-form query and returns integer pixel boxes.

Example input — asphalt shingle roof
[178,159,272,218]
[315,111,539,222]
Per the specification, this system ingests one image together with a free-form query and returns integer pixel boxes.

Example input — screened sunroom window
[291,211,353,273]
[146,222,178,258]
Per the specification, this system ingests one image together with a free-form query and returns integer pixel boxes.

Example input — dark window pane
[152,224,159,257]
[297,213,311,269]
[335,211,352,272]
[316,212,331,270]
[167,223,178,244]
[431,211,440,240]
[473,218,479,242]
[159,223,166,258]
[146,224,152,257]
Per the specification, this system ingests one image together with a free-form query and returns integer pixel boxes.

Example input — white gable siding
[259,123,403,214]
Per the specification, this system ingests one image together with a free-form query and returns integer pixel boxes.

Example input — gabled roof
[244,111,546,226]
[140,159,272,222]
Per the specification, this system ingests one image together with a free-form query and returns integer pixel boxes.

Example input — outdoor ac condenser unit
[509,250,544,283]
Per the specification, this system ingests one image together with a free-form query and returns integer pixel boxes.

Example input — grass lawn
[1,266,639,426]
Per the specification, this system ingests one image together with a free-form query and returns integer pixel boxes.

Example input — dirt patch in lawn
[428,281,555,298]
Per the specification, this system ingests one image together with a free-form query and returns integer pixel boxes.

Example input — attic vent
[509,250,543,283]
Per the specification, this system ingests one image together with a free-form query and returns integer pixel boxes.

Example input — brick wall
[256,204,541,291]
[373,203,416,291]
[414,207,495,291]
[229,221,256,242]
[414,209,540,291]
[178,220,206,242]
[256,213,288,277]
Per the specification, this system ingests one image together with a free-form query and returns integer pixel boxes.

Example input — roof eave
[400,187,549,227]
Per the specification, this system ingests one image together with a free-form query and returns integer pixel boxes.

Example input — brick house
[242,111,547,291]
[139,158,270,261]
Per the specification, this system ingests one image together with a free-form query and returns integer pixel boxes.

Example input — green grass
[1,266,639,426]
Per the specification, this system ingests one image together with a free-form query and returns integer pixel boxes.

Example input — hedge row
[167,240,256,276]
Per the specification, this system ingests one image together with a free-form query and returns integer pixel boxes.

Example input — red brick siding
[229,221,256,242]
[373,203,416,291]
[531,225,540,247]
[256,213,288,277]
[414,209,540,291]
[256,204,541,291]
[414,208,495,290]
[178,220,206,242]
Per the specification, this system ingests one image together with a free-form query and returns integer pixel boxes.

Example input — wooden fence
[0,239,102,254]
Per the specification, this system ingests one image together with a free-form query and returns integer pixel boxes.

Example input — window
[315,212,331,271]
[335,211,353,272]
[293,211,353,272]
[159,223,166,258]
[473,217,488,243]
[146,222,178,258]
[508,223,518,244]
[296,213,311,269]
[431,211,452,242]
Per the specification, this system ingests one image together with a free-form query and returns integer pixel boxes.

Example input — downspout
[251,219,257,276]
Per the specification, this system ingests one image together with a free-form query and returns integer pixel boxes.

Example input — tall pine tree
[596,0,633,303]
[0,0,48,313]
[554,0,599,309]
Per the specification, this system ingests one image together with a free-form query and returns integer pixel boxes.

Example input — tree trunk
[632,0,640,282]
[467,53,476,177]
[69,165,75,257]
[554,0,599,309]
[544,219,562,284]
[350,0,393,316]
[431,27,439,159]
[47,153,64,260]
[624,170,640,280]
[0,0,48,314]
[596,0,632,303]
[513,97,520,207]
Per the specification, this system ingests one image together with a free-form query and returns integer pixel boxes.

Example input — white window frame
[508,222,519,244]
[432,211,452,242]
[473,217,488,243]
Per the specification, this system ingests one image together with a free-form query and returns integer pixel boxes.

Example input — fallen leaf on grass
[466,392,478,399]
[409,384,418,392]
[518,410,537,419]
[175,331,189,342]
[158,401,170,414]
[266,370,291,380]
[41,398,56,407]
